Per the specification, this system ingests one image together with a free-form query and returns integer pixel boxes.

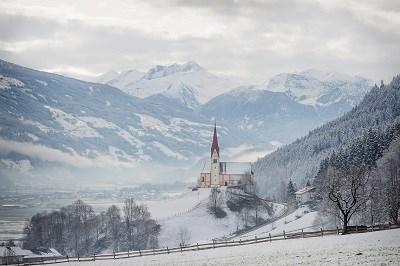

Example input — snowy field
[68,229,400,265]
[235,206,319,240]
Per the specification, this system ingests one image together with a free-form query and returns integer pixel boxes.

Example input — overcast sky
[1,0,399,83]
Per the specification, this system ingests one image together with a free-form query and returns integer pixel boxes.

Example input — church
[198,123,254,188]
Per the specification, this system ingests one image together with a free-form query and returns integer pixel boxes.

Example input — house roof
[295,186,316,195]
[0,246,34,257]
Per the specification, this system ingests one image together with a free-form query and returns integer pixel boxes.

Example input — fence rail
[3,223,399,266]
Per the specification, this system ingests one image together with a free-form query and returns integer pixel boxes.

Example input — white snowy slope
[96,62,243,106]
[68,229,400,266]
[265,69,373,107]
[157,188,285,247]
[235,206,319,240]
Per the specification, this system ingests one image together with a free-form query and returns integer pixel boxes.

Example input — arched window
[202,176,205,182]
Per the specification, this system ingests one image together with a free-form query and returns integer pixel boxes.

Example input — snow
[35,79,48,86]
[235,206,319,240]
[156,188,279,247]
[0,75,24,90]
[137,114,169,134]
[96,62,243,105]
[142,189,210,220]
[66,229,400,265]
[265,70,372,107]
[152,141,186,160]
[45,107,102,138]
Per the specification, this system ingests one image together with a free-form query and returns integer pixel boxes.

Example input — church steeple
[211,122,219,157]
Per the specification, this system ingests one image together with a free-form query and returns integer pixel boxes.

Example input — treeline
[23,199,160,256]
[314,119,400,233]
[254,75,400,199]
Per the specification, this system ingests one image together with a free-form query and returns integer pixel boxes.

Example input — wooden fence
[3,223,399,266]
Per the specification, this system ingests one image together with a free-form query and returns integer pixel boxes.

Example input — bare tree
[177,227,191,246]
[323,165,370,234]
[208,187,226,218]
[106,205,121,252]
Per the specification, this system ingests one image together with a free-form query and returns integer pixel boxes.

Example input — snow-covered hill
[156,188,285,247]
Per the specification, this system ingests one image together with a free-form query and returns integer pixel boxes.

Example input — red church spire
[211,122,219,157]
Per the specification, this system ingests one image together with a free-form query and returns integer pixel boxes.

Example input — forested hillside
[254,75,400,199]
[314,119,400,228]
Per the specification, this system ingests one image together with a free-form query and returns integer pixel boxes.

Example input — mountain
[0,59,374,189]
[254,75,400,198]
[96,69,145,90]
[200,86,322,145]
[0,60,221,187]
[265,69,373,118]
[95,62,243,108]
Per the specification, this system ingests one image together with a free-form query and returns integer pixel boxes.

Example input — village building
[295,186,316,204]
[0,245,62,264]
[198,123,254,189]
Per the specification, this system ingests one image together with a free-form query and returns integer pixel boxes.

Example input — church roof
[220,162,252,175]
[211,122,219,157]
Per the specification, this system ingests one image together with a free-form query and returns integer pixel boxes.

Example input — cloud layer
[1,0,399,82]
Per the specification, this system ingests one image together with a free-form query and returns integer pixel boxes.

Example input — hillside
[254,75,400,197]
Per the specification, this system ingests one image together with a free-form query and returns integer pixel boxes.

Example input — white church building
[198,123,254,188]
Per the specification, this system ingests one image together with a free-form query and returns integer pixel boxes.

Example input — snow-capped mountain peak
[264,70,373,107]
[143,61,204,80]
[95,62,242,106]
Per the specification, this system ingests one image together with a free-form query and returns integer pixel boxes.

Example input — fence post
[93,253,96,261]
[197,243,199,250]
[269,233,271,242]
[356,225,358,232]
[301,228,304,238]
[283,230,286,240]
[167,247,169,254]
[67,255,69,262]
[336,226,339,235]
[371,224,374,232]
[255,236,257,242]
[113,251,115,259]
[320,228,323,236]
[213,240,215,248]
[139,249,141,256]
[78,253,80,262]
[180,244,182,252]
[127,250,129,258]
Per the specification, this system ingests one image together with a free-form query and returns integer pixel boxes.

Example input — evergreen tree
[287,179,296,204]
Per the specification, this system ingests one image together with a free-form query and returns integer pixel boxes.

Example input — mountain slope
[254,75,400,197]
[0,60,221,187]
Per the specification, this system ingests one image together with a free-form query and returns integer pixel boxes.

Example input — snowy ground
[235,206,319,240]
[68,229,400,265]
[141,189,210,220]
[157,188,284,247]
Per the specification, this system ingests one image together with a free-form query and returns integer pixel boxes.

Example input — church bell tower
[210,122,220,186]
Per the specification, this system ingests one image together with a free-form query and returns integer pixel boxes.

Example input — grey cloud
[0,1,399,83]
